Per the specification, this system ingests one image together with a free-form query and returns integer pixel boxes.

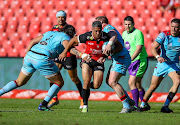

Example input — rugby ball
[102,41,115,51]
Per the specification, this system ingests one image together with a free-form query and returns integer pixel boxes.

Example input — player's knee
[93,84,100,89]
[93,81,102,89]
[108,80,116,87]
[56,80,64,88]
[15,80,25,87]
[149,84,157,90]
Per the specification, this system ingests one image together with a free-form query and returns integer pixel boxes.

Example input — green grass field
[0,98,180,125]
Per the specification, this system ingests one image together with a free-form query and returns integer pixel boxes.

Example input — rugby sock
[44,83,60,105]
[124,91,130,99]
[82,89,88,105]
[0,81,18,96]
[139,89,145,101]
[87,89,90,99]
[76,81,83,97]
[120,94,130,108]
[50,82,57,98]
[131,88,139,107]
[164,92,175,107]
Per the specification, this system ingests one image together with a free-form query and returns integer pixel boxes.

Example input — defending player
[59,21,118,112]
[95,16,135,113]
[140,18,180,113]
[122,16,148,111]
[48,10,83,109]
[0,29,82,111]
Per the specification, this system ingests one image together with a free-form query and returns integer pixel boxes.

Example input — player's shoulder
[134,29,144,36]
[52,24,59,29]
[81,31,92,36]
[162,30,171,36]
[104,24,115,31]
[122,30,127,36]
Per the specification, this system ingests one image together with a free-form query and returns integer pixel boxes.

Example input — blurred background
[0,0,179,92]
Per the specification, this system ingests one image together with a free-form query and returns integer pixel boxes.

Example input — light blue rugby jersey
[103,24,129,58]
[155,30,180,64]
[31,31,71,59]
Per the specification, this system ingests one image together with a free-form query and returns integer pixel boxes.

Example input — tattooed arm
[70,48,92,62]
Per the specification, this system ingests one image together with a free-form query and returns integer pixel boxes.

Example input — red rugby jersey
[78,31,111,61]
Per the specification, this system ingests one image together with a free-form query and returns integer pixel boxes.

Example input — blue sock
[122,98,130,109]
[44,84,60,103]
[0,81,18,96]
[164,92,175,107]
[125,91,130,99]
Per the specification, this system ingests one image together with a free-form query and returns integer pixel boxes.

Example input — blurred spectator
[159,0,180,16]
[174,0,180,8]
[159,0,174,13]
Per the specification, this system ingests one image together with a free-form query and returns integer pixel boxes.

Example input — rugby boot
[161,106,173,113]
[47,98,59,108]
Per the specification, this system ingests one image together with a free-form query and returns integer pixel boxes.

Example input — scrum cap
[56,10,67,19]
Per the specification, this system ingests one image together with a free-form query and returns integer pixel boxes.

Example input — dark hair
[124,16,134,24]
[95,16,109,24]
[63,25,76,38]
[171,18,180,25]
[92,21,102,28]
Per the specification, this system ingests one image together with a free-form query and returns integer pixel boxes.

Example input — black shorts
[54,55,77,70]
[80,59,104,72]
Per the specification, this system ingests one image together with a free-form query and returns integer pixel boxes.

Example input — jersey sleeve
[43,31,50,36]
[77,33,87,43]
[60,34,71,44]
[104,25,114,33]
[135,30,144,46]
[155,32,166,45]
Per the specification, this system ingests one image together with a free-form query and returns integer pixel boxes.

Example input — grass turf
[0,98,180,125]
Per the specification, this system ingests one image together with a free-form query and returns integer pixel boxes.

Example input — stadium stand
[0,0,178,57]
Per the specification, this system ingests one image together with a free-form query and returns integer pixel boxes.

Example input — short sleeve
[155,32,166,45]
[135,30,144,46]
[77,33,87,43]
[104,25,114,33]
[43,31,50,36]
[61,34,71,43]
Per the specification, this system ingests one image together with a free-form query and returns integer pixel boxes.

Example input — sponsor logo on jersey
[91,49,102,54]
[40,41,47,45]
[90,36,94,40]
[87,42,94,45]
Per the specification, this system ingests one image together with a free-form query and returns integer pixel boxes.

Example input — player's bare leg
[67,68,83,109]
[81,63,92,112]
[161,71,180,113]
[39,72,64,111]
[92,70,104,89]
[48,63,63,108]
[140,75,163,111]
[107,71,134,113]
[0,71,32,96]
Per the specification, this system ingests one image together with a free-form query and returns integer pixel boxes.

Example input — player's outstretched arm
[25,35,43,55]
[59,36,79,61]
